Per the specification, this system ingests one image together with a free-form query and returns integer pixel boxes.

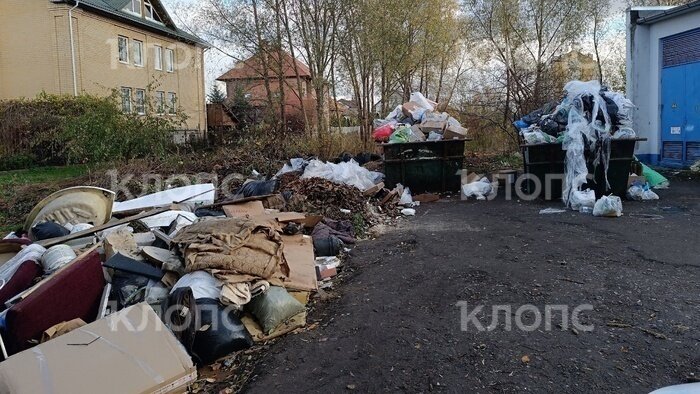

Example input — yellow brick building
[0,0,208,132]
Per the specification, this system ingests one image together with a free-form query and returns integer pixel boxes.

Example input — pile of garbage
[373,92,468,143]
[515,80,646,215]
[0,174,379,391]
[514,81,637,145]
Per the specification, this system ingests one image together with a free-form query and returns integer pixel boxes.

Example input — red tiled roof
[217,50,312,81]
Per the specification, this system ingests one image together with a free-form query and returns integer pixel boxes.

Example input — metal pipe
[69,0,80,96]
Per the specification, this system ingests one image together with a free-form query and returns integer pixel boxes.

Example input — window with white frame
[118,36,129,63]
[121,87,132,113]
[168,92,177,114]
[133,40,143,67]
[124,0,142,15]
[144,0,162,22]
[134,89,146,114]
[165,48,174,72]
[154,45,163,70]
[156,91,165,113]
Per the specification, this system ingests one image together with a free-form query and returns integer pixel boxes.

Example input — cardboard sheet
[281,235,318,292]
[223,201,266,218]
[0,303,197,394]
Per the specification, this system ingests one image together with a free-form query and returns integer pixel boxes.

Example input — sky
[161,0,234,94]
[159,0,638,97]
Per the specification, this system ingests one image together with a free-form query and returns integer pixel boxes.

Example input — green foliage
[207,82,227,104]
[0,92,185,169]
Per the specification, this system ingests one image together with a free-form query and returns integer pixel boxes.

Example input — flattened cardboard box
[0,303,196,394]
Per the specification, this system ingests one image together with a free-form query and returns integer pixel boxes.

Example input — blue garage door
[661,28,700,167]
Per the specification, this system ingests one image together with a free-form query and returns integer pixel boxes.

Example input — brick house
[216,50,318,125]
[0,0,208,132]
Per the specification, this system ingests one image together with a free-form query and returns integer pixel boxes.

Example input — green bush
[0,154,36,172]
[0,92,186,168]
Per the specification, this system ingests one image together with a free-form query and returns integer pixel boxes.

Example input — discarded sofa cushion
[0,260,42,312]
[245,286,305,335]
[174,218,289,285]
[191,298,253,365]
[3,251,105,355]
[30,222,70,241]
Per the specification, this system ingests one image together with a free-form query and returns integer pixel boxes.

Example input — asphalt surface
[243,176,700,393]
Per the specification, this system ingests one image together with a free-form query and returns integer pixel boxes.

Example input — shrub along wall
[0,93,185,170]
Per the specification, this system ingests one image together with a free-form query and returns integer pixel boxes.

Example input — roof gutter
[636,0,700,24]
[69,0,80,96]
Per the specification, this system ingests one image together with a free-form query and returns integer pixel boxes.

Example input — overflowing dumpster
[521,138,647,200]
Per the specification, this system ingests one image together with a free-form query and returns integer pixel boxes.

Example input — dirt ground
[240,175,700,393]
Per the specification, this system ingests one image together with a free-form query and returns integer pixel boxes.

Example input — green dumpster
[382,139,468,194]
[521,138,647,200]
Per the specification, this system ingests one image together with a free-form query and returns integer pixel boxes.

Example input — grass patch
[0,164,90,189]
[0,164,91,233]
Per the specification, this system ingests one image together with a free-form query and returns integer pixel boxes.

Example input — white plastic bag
[427,131,443,141]
[399,187,413,206]
[462,177,493,200]
[401,208,416,216]
[593,195,623,217]
[275,158,308,177]
[386,105,403,120]
[627,185,659,201]
[409,92,435,112]
[570,189,595,211]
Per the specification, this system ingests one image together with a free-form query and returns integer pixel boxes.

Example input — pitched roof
[635,1,700,24]
[63,0,208,47]
[217,50,312,81]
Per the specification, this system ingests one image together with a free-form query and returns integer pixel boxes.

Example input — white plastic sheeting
[301,160,380,191]
[113,184,215,214]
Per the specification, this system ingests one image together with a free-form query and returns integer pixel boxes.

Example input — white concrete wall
[627,7,700,164]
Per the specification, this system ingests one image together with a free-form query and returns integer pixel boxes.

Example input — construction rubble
[0,163,409,392]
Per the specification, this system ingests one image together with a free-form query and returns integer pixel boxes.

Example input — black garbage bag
[521,109,544,125]
[235,180,278,198]
[601,94,620,126]
[194,207,226,218]
[353,152,382,166]
[538,118,560,137]
[191,298,253,365]
[111,272,149,309]
[313,235,344,257]
[31,222,70,240]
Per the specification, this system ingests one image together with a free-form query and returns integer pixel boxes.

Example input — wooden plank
[37,206,173,248]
